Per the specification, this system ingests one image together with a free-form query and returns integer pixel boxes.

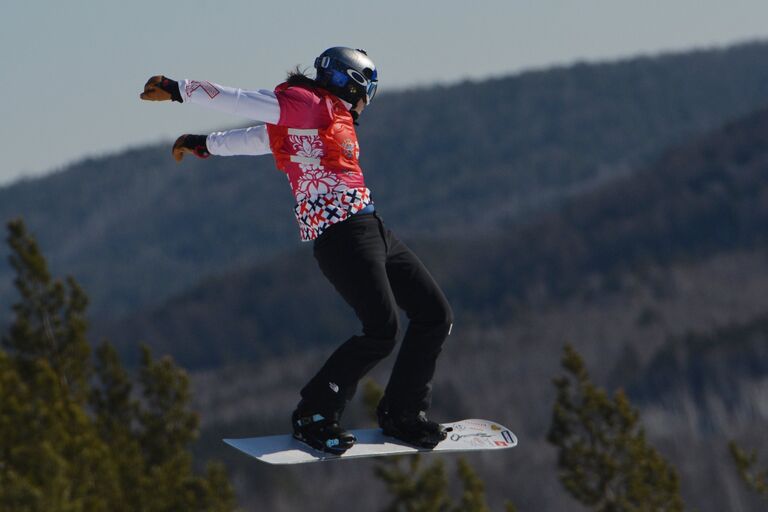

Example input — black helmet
[314,47,378,105]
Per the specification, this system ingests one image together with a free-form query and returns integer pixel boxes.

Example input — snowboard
[223,418,517,465]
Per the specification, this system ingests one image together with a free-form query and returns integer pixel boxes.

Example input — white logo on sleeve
[329,382,339,393]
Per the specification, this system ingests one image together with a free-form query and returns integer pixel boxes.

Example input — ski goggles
[316,57,378,104]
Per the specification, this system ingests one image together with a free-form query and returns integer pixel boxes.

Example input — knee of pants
[355,331,398,360]
[418,301,454,336]
[363,316,400,347]
[436,305,454,337]
[435,308,453,336]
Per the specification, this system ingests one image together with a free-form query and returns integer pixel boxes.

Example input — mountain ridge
[99,103,768,370]
[4,41,768,319]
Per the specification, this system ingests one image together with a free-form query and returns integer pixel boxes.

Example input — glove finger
[141,87,171,101]
[172,147,185,162]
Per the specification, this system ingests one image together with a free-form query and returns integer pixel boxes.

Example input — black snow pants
[300,212,453,416]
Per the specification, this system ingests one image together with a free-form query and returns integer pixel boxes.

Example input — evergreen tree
[90,342,143,510]
[0,218,237,511]
[729,442,768,499]
[4,218,91,403]
[375,455,452,512]
[133,344,235,511]
[362,379,502,512]
[547,344,684,512]
[89,342,237,512]
[1,219,118,511]
[452,458,490,512]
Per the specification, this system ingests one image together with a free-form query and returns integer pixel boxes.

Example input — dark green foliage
[1,219,117,511]
[453,458,490,512]
[375,456,452,512]
[4,218,91,403]
[0,219,237,512]
[548,344,684,511]
[362,379,501,512]
[729,442,768,499]
[138,344,199,466]
[0,350,118,512]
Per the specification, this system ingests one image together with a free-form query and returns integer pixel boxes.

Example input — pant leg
[382,225,454,412]
[300,215,400,414]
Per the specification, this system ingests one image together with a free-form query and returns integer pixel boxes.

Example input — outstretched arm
[206,125,271,157]
[141,75,280,123]
[172,125,271,162]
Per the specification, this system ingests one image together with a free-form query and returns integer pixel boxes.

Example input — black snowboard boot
[292,408,356,455]
[377,402,450,449]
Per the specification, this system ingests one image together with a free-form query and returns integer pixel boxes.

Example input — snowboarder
[140,47,453,455]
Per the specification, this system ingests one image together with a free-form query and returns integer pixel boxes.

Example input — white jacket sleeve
[178,79,280,124]
[206,125,272,156]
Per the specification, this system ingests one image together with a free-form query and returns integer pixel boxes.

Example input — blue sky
[2,0,767,185]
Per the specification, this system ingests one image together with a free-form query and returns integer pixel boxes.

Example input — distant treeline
[102,105,768,370]
[3,42,768,318]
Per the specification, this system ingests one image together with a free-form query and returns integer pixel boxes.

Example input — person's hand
[140,75,182,102]
[172,134,210,162]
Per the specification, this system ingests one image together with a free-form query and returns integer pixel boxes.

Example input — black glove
[140,75,183,103]
[172,134,210,162]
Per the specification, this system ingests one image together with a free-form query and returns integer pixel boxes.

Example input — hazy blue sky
[2,1,767,185]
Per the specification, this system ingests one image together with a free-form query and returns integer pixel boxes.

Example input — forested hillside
[627,312,768,416]
[4,41,768,512]
[101,105,768,370]
[181,105,768,511]
[3,41,768,319]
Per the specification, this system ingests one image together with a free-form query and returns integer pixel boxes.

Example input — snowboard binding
[377,401,450,449]
[291,409,356,455]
